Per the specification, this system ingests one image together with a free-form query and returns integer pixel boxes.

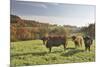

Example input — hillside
[10,15,81,41]
[10,15,49,27]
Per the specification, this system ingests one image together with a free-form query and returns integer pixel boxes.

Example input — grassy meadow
[10,40,95,66]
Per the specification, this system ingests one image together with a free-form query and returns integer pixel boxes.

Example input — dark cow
[46,36,67,52]
[72,35,83,48]
[83,36,93,51]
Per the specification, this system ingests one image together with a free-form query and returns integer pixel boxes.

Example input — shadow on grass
[51,47,76,53]
[11,51,48,57]
[65,47,76,50]
[11,48,84,57]
[11,50,64,57]
[61,49,84,57]
[51,50,64,53]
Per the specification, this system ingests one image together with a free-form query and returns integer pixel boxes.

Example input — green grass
[10,40,95,66]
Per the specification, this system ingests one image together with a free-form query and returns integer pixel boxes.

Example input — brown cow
[72,35,83,48]
[46,35,67,52]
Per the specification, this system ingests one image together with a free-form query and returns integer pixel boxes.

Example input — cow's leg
[85,46,88,51]
[78,40,80,47]
[65,41,68,48]
[49,47,52,53]
[80,39,82,47]
[75,44,78,48]
[63,44,66,51]
[85,47,87,51]
[78,41,80,47]
[75,44,77,48]
[74,41,78,48]
[88,46,91,51]
[43,40,45,45]
[74,42,77,48]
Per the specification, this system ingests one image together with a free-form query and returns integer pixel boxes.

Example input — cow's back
[46,36,66,48]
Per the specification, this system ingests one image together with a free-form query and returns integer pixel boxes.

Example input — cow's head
[83,35,90,41]
[72,36,76,40]
[40,36,49,45]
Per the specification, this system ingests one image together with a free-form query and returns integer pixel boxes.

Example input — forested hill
[10,15,82,41]
[10,15,49,27]
[10,15,79,31]
[11,15,95,42]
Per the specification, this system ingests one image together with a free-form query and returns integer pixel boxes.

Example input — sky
[11,0,96,27]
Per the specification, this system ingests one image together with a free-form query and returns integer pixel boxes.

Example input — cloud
[16,0,48,8]
[48,2,59,6]
[30,3,47,8]
[16,0,60,8]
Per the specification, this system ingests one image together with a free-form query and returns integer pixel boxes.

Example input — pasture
[10,40,95,66]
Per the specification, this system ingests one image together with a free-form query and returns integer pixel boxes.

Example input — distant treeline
[10,15,95,42]
[80,23,95,39]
